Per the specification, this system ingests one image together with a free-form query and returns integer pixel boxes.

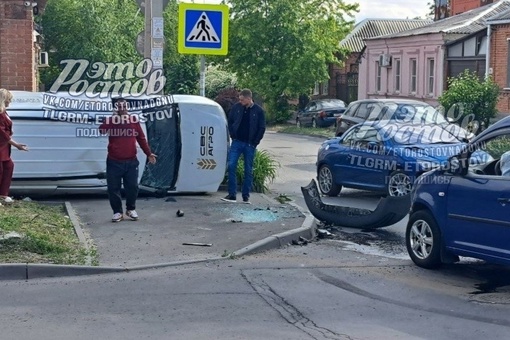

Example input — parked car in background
[406,116,510,269]
[316,121,490,197]
[296,98,346,128]
[335,98,473,141]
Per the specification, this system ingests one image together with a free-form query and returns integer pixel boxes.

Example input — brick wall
[327,52,359,100]
[490,23,510,114]
[0,0,38,91]
[450,0,496,16]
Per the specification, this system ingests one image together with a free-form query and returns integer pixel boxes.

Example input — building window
[321,81,328,95]
[410,58,417,93]
[376,61,381,92]
[313,82,320,95]
[395,59,401,92]
[427,58,435,95]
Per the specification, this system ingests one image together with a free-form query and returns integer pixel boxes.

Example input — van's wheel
[312,118,317,128]
[318,164,341,196]
[387,171,412,196]
[406,210,442,269]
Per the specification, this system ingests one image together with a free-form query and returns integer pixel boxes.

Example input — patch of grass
[271,124,336,139]
[221,249,237,259]
[275,193,292,204]
[0,201,96,265]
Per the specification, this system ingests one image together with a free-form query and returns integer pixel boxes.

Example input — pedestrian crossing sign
[178,3,229,56]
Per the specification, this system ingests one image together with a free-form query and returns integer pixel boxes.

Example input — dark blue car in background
[316,121,486,197]
[406,116,510,269]
[296,98,346,128]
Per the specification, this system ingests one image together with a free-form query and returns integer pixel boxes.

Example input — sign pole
[144,0,164,95]
[200,55,206,97]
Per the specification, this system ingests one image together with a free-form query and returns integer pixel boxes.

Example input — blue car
[316,121,486,197]
[406,116,510,269]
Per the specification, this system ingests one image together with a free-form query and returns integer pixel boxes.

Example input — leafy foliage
[162,3,199,94]
[205,65,237,99]
[214,87,240,116]
[225,149,280,193]
[40,0,199,94]
[249,149,280,193]
[438,70,500,132]
[225,0,358,123]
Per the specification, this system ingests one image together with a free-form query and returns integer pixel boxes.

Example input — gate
[336,70,358,104]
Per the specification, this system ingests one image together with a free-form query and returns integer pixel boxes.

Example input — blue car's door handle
[497,197,510,204]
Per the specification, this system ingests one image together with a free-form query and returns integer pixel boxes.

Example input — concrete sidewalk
[0,191,316,280]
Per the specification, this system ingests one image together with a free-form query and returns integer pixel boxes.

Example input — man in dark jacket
[221,89,266,204]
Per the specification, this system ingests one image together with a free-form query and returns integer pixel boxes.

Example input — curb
[0,198,317,281]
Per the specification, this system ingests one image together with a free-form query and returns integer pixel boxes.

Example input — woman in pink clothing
[0,89,28,202]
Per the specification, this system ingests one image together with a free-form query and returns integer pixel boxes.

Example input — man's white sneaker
[112,213,123,222]
[126,210,139,221]
[2,197,14,203]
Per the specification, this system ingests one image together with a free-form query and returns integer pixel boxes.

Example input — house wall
[0,0,45,91]
[330,52,359,102]
[359,34,445,107]
[310,52,360,101]
[451,0,496,15]
[489,22,510,114]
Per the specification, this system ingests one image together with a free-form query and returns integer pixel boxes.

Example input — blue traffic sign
[178,3,229,55]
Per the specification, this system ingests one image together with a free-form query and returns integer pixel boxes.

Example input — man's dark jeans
[227,139,256,200]
[106,158,139,214]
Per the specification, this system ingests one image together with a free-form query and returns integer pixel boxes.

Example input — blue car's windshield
[389,124,462,145]
[382,104,448,125]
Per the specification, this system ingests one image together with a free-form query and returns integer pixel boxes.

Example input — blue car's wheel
[318,165,341,196]
[387,171,412,196]
[406,210,442,269]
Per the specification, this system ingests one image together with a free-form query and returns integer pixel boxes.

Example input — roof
[369,0,510,40]
[486,6,510,22]
[339,18,433,52]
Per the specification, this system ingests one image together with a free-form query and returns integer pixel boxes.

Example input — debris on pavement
[182,242,213,247]
[176,209,184,217]
[317,228,334,239]
[301,179,410,229]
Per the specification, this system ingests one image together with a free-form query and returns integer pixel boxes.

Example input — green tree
[438,70,500,132]
[205,65,237,99]
[40,0,143,88]
[162,2,199,94]
[40,0,199,94]
[225,0,358,123]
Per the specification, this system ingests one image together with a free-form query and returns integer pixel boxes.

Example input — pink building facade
[358,34,446,107]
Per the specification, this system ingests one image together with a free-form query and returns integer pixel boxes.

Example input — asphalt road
[2,244,509,339]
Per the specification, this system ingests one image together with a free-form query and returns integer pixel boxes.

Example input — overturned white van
[7,91,228,196]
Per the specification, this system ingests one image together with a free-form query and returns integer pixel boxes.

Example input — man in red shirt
[99,98,157,222]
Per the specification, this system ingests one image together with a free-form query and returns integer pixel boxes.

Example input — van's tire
[318,164,341,196]
[406,210,442,269]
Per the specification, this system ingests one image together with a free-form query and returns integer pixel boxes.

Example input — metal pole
[143,0,152,60]
[144,0,164,95]
[200,55,206,96]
